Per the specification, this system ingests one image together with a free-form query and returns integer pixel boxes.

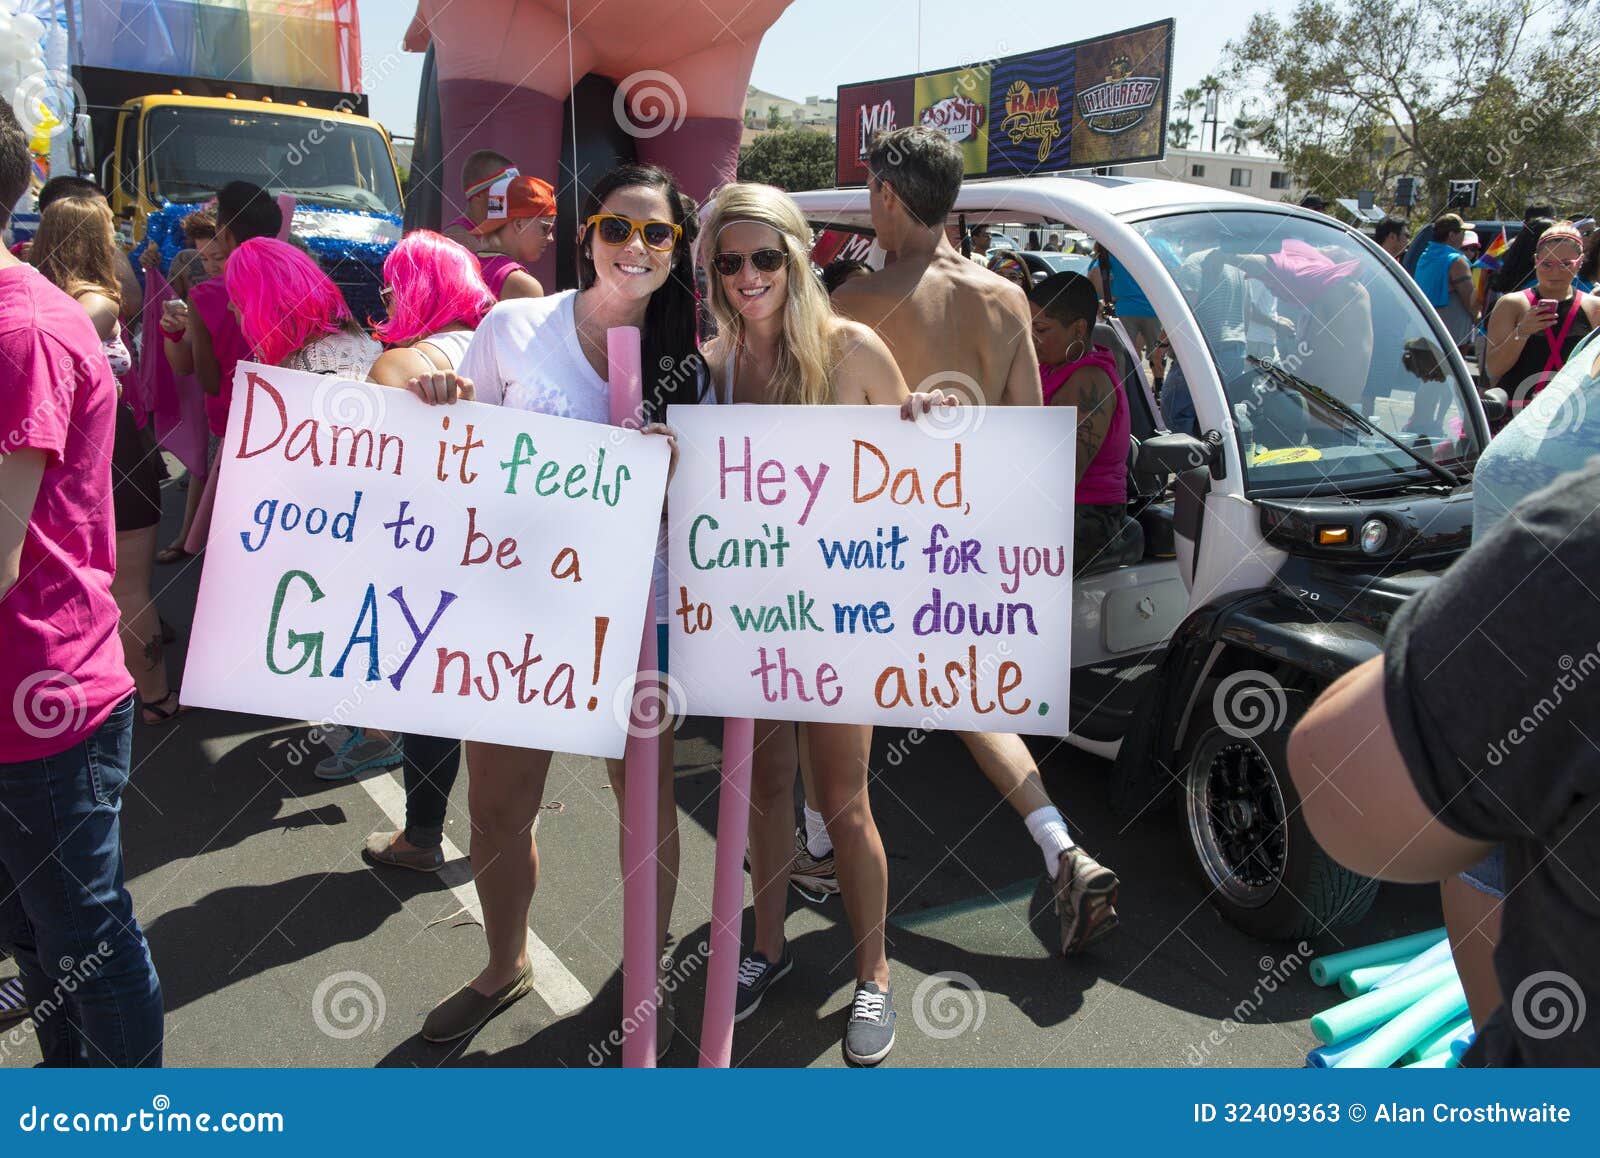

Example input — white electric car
[793,177,1497,940]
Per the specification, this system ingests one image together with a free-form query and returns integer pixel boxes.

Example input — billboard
[835,19,1174,185]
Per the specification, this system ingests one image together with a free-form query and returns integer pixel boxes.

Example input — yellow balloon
[28,103,58,155]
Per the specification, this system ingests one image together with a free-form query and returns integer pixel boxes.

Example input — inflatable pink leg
[699,716,754,1067]
[631,117,743,203]
[609,327,659,1068]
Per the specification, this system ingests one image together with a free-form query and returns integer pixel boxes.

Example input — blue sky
[356,0,1299,142]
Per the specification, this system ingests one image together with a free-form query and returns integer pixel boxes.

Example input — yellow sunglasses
[586,213,682,252]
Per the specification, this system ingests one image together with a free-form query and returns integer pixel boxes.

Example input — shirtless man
[830,126,1120,954]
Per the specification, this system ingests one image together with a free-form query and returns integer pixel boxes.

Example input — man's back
[0,263,131,760]
[833,245,1041,406]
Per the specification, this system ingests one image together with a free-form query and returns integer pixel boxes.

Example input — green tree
[737,127,837,192]
[1169,118,1194,148]
[766,104,783,130]
[1227,0,1600,216]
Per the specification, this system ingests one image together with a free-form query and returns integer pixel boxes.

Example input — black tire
[1180,684,1378,941]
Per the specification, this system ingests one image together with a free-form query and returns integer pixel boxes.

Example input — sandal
[155,545,191,565]
[140,691,187,727]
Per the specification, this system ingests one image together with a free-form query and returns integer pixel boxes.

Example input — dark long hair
[1492,217,1553,294]
[577,164,703,422]
[1579,229,1600,286]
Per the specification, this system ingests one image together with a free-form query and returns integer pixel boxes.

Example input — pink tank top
[1042,345,1128,506]
[478,253,527,300]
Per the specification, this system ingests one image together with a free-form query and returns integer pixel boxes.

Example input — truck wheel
[1180,685,1378,940]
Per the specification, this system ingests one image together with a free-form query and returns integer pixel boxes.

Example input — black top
[1495,291,1595,398]
[1385,459,1600,1067]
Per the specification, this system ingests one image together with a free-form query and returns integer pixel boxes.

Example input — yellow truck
[101,91,403,244]
[11,2,402,316]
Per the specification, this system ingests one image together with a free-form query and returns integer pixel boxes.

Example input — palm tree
[1179,86,1202,126]
[1199,74,1221,150]
[1222,114,1254,154]
[1169,118,1194,148]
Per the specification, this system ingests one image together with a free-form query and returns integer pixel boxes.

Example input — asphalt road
[1,470,1441,1069]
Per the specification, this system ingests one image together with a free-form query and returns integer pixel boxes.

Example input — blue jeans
[0,696,163,1066]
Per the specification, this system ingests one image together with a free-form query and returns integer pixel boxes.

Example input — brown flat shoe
[423,966,534,1043]
[363,832,445,873]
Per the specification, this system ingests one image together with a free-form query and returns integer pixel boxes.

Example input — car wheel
[1180,688,1378,941]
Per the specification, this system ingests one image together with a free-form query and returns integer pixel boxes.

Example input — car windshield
[144,106,401,216]
[1133,211,1483,493]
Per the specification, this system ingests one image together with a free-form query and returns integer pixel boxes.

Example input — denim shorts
[1460,846,1505,897]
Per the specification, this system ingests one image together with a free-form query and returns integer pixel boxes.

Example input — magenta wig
[373,231,495,346]
[224,237,351,366]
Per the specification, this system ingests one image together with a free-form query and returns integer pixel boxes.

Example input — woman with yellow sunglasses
[406,163,708,1052]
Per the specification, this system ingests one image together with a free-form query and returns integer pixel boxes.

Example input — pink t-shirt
[190,278,252,437]
[1042,345,1129,506]
[0,264,134,761]
[478,253,527,300]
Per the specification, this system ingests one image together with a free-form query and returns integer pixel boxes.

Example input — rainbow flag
[1472,226,1508,309]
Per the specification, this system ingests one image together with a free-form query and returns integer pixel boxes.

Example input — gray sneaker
[314,729,402,781]
[733,944,793,1022]
[1054,846,1119,954]
[844,981,895,1066]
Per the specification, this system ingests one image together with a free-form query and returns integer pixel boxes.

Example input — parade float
[3,0,402,318]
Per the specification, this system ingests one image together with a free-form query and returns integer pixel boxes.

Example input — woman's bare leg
[111,526,171,708]
[465,741,552,994]
[747,719,799,961]
[807,722,889,987]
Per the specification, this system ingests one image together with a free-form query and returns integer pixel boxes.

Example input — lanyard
[1529,289,1585,375]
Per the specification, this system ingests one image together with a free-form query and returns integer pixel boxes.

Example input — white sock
[803,805,833,858]
[1024,806,1075,876]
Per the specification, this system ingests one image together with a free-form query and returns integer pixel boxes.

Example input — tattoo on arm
[1074,377,1116,483]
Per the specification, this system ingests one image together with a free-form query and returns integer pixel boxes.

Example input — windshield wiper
[276,187,379,211]
[1245,355,1465,488]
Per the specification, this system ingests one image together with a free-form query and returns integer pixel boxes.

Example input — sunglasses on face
[711,248,787,277]
[586,213,681,251]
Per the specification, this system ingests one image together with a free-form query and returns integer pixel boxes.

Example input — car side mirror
[1480,387,1509,423]
[1139,431,1224,480]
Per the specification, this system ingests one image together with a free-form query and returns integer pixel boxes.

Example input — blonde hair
[699,182,836,406]
[33,196,121,308]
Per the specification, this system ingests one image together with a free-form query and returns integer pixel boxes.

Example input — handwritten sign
[182,363,669,759]
[667,406,1075,733]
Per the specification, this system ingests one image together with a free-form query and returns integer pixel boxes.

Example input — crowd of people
[0,87,1594,1070]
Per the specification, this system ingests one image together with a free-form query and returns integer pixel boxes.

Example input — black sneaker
[733,945,793,1023]
[843,981,896,1066]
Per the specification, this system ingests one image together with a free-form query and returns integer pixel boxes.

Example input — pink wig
[373,230,495,346]
[224,238,351,366]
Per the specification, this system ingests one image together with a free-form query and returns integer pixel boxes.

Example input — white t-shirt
[458,291,608,422]
[458,290,718,624]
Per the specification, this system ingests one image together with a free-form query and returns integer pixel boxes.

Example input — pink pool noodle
[699,716,755,1067]
[610,326,659,1068]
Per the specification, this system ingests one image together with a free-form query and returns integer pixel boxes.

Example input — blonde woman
[699,182,945,1065]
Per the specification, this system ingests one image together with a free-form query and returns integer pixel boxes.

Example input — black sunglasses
[711,248,787,277]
